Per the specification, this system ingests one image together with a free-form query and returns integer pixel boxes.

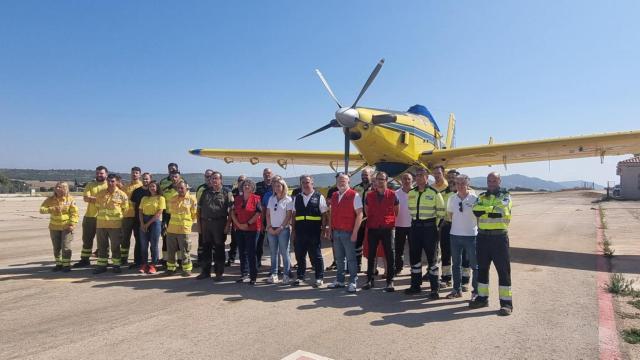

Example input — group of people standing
[40,162,514,316]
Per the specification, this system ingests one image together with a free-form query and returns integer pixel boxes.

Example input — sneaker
[325,261,337,271]
[93,267,107,275]
[404,286,421,295]
[498,306,513,316]
[52,265,63,272]
[327,281,345,289]
[312,279,323,288]
[429,291,440,300]
[112,266,122,273]
[214,274,223,282]
[282,275,290,285]
[181,271,192,277]
[383,281,395,292]
[139,265,148,274]
[290,279,301,287]
[446,291,462,299]
[236,276,249,283]
[347,283,357,293]
[439,280,451,289]
[249,279,256,285]
[196,272,211,280]
[461,284,469,292]
[469,298,489,309]
[147,265,157,274]
[394,269,403,276]
[267,274,278,284]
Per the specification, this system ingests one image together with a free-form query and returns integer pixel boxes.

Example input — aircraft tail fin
[445,113,456,149]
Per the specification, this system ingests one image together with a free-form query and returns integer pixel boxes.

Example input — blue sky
[1,1,639,185]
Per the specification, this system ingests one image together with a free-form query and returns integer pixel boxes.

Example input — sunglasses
[458,201,464,212]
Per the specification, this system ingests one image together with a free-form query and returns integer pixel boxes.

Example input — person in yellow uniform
[405,167,445,299]
[40,181,79,272]
[160,162,179,192]
[160,171,181,265]
[165,180,197,277]
[94,174,129,274]
[431,165,454,288]
[469,172,514,316]
[120,166,143,266]
[73,165,108,268]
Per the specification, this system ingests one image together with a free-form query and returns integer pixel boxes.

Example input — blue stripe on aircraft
[378,123,436,144]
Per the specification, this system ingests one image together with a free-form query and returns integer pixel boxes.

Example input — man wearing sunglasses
[445,174,478,300]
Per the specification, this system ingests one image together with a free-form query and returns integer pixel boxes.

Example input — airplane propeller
[300,58,390,173]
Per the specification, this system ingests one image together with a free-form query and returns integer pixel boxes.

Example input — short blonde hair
[54,181,69,197]
[273,177,289,197]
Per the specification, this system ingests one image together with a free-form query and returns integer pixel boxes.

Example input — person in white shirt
[266,177,293,284]
[446,174,479,299]
[394,172,413,275]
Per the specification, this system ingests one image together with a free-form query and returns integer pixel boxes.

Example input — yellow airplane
[189,59,640,177]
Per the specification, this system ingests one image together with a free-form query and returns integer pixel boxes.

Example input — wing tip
[189,149,201,156]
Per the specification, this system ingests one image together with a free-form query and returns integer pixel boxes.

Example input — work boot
[196,272,210,280]
[62,266,71,273]
[93,267,107,275]
[362,278,375,290]
[121,259,129,266]
[429,291,440,300]
[52,265,63,272]
[469,297,489,309]
[214,274,223,282]
[404,286,421,295]
[164,270,175,276]
[181,271,192,277]
[383,281,395,292]
[498,306,513,316]
[72,259,90,268]
[112,266,122,274]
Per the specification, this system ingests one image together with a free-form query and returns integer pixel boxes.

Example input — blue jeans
[450,234,478,293]
[140,216,161,265]
[332,230,358,285]
[268,227,291,276]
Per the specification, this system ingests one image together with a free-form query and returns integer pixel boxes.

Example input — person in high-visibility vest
[290,175,329,288]
[195,169,215,270]
[165,180,197,277]
[469,172,513,316]
[73,166,108,267]
[120,166,143,266]
[405,167,445,299]
[431,165,454,288]
[94,174,129,274]
[160,171,181,265]
[159,162,178,193]
[40,181,79,272]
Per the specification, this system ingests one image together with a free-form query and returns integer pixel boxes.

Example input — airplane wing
[420,130,640,169]
[189,148,366,169]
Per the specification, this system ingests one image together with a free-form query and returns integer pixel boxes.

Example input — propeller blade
[371,114,397,125]
[344,128,350,173]
[351,58,384,108]
[315,69,342,108]
[298,119,340,140]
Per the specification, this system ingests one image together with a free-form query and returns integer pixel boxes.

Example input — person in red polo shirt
[363,171,399,292]
[231,179,262,285]
[327,173,363,293]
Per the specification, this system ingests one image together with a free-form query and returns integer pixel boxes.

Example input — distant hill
[0,168,602,192]
[470,174,603,191]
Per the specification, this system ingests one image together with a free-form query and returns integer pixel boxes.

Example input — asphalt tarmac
[0,191,616,359]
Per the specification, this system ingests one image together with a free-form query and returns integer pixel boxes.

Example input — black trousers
[439,221,452,282]
[161,213,170,259]
[409,220,439,292]
[294,223,324,280]
[477,232,512,308]
[355,220,367,270]
[200,219,227,276]
[228,230,238,261]
[256,230,265,265]
[367,228,395,283]
[394,226,411,272]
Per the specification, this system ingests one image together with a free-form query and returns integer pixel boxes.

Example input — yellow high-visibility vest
[473,189,512,230]
[408,186,445,221]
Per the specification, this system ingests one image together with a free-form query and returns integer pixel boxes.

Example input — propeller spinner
[299,59,387,173]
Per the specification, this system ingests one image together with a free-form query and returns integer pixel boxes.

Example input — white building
[616,156,640,200]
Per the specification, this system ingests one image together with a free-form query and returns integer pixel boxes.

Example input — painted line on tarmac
[595,208,621,360]
[281,350,333,360]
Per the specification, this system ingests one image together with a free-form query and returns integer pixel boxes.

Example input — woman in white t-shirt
[446,174,479,299]
[266,177,293,284]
